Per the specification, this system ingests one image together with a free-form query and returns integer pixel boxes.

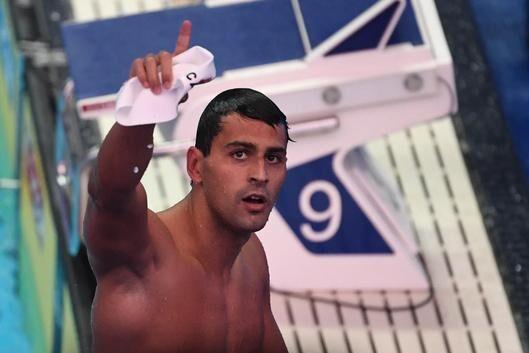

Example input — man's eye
[232,151,247,160]
[266,155,282,163]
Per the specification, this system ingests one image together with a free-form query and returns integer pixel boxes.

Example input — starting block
[61,0,457,290]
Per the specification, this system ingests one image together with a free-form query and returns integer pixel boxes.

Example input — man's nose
[248,159,269,184]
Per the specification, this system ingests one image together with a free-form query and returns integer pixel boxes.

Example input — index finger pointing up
[173,20,192,56]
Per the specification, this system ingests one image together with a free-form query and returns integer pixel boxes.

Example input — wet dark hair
[195,88,292,156]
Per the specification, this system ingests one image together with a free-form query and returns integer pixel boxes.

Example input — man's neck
[178,191,251,280]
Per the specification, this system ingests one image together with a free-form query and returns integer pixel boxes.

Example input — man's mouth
[241,193,270,213]
[242,194,267,204]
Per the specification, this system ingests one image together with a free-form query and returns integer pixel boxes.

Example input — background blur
[1,0,529,352]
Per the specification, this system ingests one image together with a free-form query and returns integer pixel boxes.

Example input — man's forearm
[90,21,191,206]
[92,122,155,201]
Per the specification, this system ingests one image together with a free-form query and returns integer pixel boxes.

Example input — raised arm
[84,21,192,278]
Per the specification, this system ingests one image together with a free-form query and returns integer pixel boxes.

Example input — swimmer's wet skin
[83,21,289,353]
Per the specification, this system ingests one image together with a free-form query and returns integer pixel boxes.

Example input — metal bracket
[18,40,67,67]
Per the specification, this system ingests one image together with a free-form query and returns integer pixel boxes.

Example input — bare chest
[92,264,266,353]
[150,265,266,353]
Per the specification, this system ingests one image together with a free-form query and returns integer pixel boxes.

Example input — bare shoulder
[242,234,270,282]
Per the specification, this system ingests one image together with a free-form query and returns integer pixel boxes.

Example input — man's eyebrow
[266,147,287,154]
[224,141,256,150]
[224,141,286,154]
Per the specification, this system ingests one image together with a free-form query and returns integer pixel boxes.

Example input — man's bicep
[262,289,288,353]
[250,235,288,353]
[84,184,153,278]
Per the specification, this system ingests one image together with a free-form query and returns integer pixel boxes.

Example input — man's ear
[187,147,204,184]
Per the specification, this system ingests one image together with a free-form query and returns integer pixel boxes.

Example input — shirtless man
[84,21,290,353]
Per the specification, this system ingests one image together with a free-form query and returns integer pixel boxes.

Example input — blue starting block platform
[62,0,422,106]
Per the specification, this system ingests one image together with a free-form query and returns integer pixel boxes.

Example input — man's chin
[238,214,270,234]
[249,222,267,233]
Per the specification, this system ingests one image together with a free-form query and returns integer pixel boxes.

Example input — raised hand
[129,20,192,95]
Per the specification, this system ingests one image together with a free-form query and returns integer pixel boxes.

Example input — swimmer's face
[200,113,287,234]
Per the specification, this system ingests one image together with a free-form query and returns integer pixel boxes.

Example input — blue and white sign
[275,153,393,255]
[258,145,428,290]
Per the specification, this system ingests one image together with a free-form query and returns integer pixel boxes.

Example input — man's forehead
[218,113,288,144]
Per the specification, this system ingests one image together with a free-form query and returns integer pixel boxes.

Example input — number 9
[299,180,342,242]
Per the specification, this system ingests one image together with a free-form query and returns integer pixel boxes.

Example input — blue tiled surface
[467,0,529,187]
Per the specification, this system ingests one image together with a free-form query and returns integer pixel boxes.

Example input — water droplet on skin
[147,144,154,149]
[133,166,139,174]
